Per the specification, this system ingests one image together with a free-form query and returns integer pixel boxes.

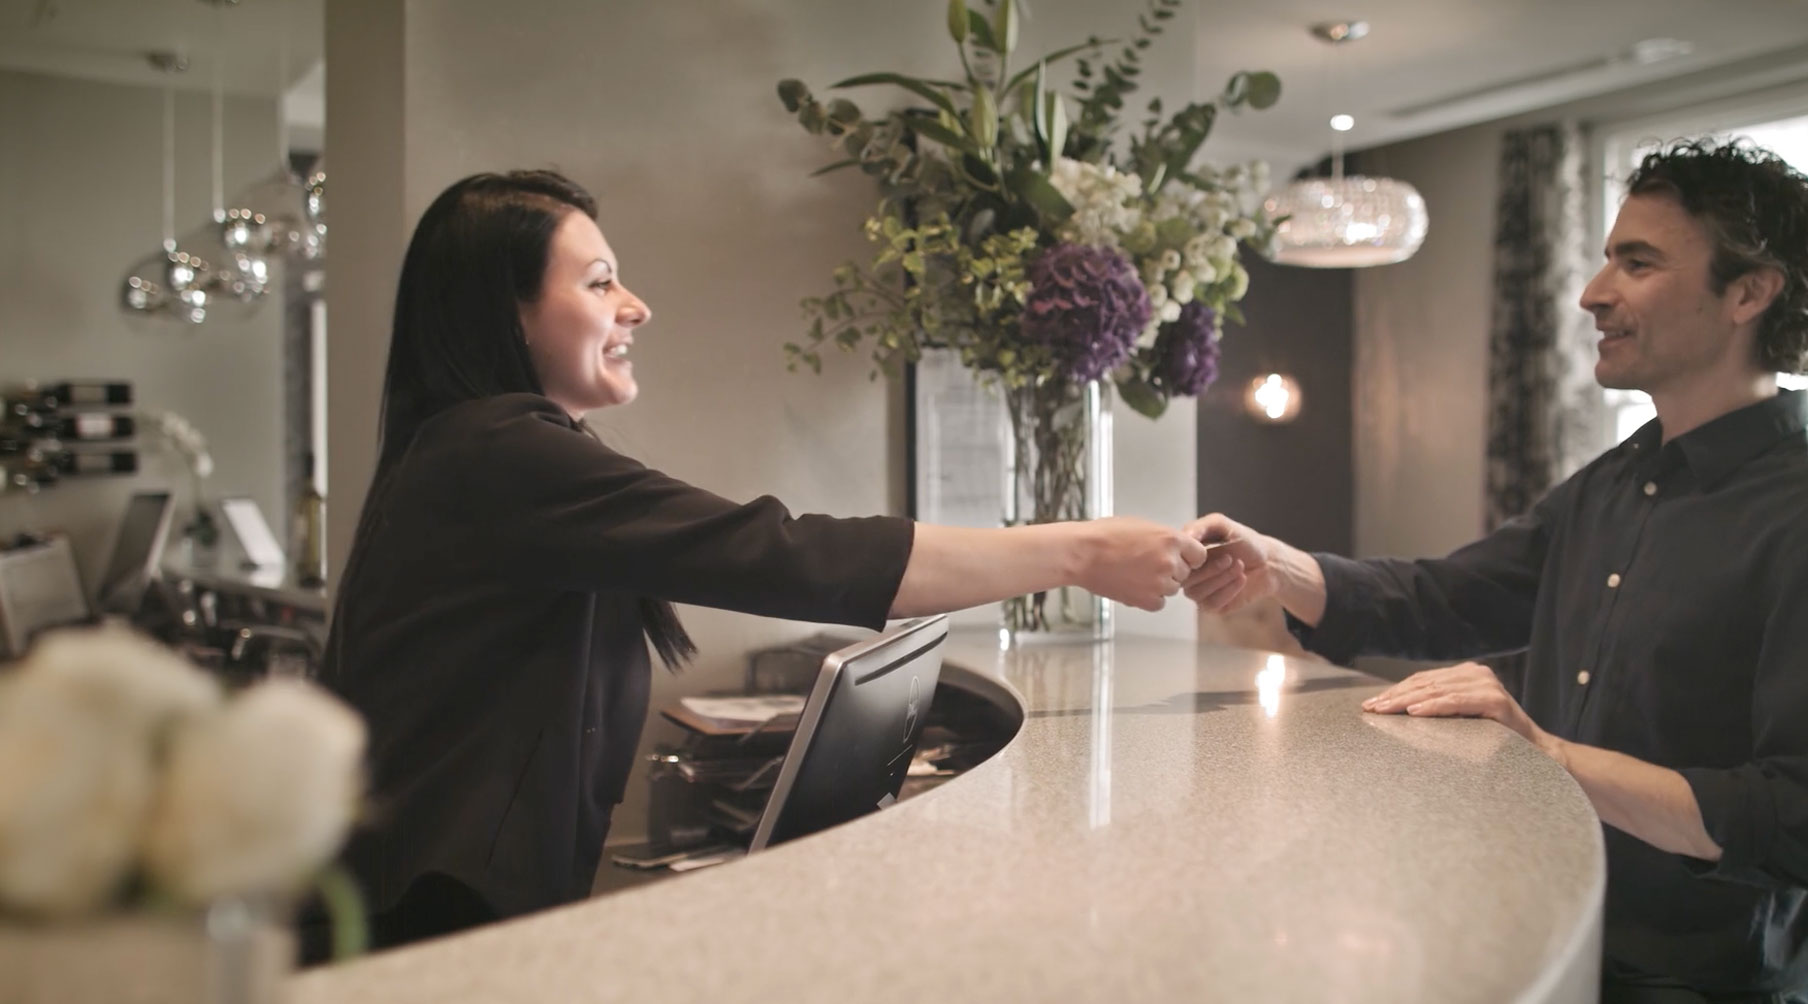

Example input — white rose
[1172,280,1196,305]
[143,680,365,903]
[1191,260,1220,285]
[1159,249,1182,272]
[1159,300,1182,323]
[1226,263,1251,301]
[1147,282,1168,308]
[0,679,155,916]
[25,626,221,742]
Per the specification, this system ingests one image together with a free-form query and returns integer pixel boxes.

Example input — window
[1595,95,1808,441]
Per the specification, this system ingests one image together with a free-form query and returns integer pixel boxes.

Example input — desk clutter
[1,380,139,493]
[615,633,1016,874]
[0,491,325,681]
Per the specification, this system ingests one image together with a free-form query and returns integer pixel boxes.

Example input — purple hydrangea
[1019,243,1152,383]
[1152,301,1221,396]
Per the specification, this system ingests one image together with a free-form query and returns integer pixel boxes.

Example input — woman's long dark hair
[336,170,694,669]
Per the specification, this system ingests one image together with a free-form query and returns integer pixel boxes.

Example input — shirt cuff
[1284,552,1373,667]
[1678,764,1794,890]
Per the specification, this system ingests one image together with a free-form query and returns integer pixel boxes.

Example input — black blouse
[322,394,913,920]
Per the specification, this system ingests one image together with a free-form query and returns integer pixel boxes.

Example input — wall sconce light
[1245,373,1303,424]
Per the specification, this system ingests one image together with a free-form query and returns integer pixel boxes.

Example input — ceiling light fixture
[1264,21,1429,268]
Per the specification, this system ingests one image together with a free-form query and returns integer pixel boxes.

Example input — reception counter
[290,633,1605,1003]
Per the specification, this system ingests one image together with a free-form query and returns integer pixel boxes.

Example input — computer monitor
[94,491,174,614]
[748,615,948,852]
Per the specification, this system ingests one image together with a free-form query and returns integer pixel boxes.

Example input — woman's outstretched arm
[891,518,1210,617]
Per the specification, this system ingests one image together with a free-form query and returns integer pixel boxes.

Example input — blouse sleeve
[408,394,914,630]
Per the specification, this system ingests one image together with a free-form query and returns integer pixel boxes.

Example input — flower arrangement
[775,0,1279,414]
[777,0,1280,634]
[153,411,218,551]
[0,626,367,960]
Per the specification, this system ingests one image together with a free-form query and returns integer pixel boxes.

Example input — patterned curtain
[1485,122,1611,530]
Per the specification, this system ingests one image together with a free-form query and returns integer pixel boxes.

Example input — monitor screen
[95,491,173,613]
[748,615,948,852]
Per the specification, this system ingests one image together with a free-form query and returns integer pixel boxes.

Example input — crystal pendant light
[222,0,325,263]
[1265,22,1429,268]
[119,52,209,326]
[191,0,270,322]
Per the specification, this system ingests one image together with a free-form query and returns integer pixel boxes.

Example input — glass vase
[0,897,292,1004]
[999,377,1113,644]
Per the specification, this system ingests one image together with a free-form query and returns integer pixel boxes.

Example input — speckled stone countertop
[291,633,1605,1003]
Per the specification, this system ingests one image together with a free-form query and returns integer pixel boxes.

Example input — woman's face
[521,212,651,416]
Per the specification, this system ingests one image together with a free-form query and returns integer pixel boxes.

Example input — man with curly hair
[1187,138,1808,1002]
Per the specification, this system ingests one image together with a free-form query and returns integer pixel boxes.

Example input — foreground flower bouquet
[0,626,367,1002]
[777,0,1281,639]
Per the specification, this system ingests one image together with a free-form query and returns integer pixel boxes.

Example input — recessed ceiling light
[1625,38,1694,65]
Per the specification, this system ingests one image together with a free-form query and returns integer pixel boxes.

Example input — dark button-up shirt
[1295,390,1808,998]
[323,394,913,921]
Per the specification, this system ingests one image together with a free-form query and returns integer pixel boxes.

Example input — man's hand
[1078,517,1211,612]
[1362,662,1559,757]
[1179,513,1275,613]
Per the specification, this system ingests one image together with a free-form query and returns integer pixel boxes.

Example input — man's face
[1581,192,1751,395]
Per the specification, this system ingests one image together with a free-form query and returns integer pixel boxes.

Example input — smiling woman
[314,170,1211,956]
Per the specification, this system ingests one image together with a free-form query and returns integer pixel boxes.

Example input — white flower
[1227,218,1258,240]
[1207,234,1239,263]
[1225,263,1251,301]
[1159,300,1182,323]
[1191,260,1220,285]
[24,626,221,741]
[155,411,214,485]
[1148,282,1168,307]
[0,680,154,916]
[1172,279,1196,305]
[1158,249,1182,272]
[143,679,365,903]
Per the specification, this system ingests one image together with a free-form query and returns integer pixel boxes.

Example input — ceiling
[0,0,321,96]
[4,0,1808,167]
[1194,0,1808,165]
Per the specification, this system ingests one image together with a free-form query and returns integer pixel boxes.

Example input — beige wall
[0,70,285,588]
[325,0,1207,843]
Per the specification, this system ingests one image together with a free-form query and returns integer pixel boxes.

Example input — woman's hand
[1075,518,1211,612]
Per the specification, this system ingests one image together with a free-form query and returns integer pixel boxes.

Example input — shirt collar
[1656,390,1808,489]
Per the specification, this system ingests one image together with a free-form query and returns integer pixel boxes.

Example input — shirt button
[1643,481,1658,496]
[1577,669,1591,686]
[1607,573,1622,588]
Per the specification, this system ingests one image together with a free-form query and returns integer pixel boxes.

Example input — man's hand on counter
[1360,661,1551,750]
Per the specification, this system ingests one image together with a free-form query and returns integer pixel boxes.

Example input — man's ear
[1730,266,1786,327]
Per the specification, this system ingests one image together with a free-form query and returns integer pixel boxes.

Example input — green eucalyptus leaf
[830,72,960,119]
[777,79,810,113]
[1001,40,1113,95]
[946,0,969,43]
[1243,71,1282,110]
[1117,378,1167,419]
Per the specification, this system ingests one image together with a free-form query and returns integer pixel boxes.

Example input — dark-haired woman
[318,170,1209,953]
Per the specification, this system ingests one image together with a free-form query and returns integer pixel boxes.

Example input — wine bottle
[47,449,138,476]
[5,382,130,414]
[0,413,134,441]
[293,451,326,587]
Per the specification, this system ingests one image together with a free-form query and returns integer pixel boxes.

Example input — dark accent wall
[1195,255,1353,555]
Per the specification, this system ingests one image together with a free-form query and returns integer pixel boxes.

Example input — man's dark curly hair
[1624,138,1808,374]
